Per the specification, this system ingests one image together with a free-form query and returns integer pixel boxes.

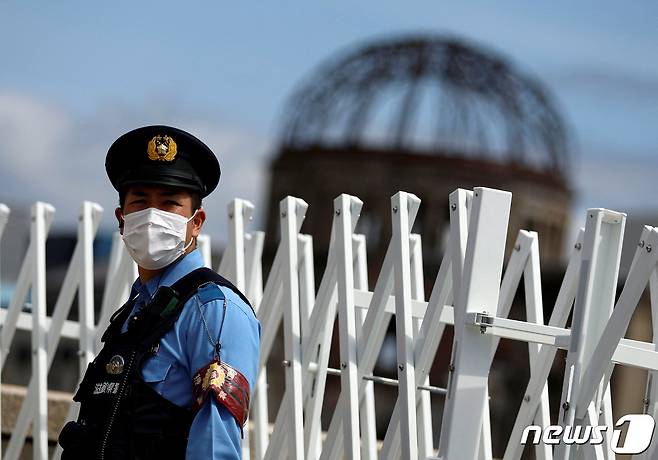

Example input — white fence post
[218,198,256,459]
[439,187,511,460]
[353,233,377,460]
[301,221,339,459]
[32,202,56,460]
[219,199,254,289]
[245,230,268,460]
[281,196,307,460]
[573,224,658,457]
[521,232,552,460]
[554,209,626,460]
[334,194,363,460]
[197,234,212,268]
[391,192,421,460]
[78,202,103,386]
[410,232,433,458]
[257,246,287,460]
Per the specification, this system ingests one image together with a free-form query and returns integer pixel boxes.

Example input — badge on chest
[106,355,125,375]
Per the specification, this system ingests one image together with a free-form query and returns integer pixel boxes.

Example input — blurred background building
[265,34,571,276]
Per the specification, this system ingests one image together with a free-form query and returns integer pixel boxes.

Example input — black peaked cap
[105,125,220,198]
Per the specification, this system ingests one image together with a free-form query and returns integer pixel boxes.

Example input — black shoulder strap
[171,267,254,313]
[132,267,254,351]
[101,295,138,342]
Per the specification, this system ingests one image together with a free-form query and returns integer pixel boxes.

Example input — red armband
[192,359,251,433]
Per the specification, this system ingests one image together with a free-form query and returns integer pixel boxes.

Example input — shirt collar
[130,248,205,298]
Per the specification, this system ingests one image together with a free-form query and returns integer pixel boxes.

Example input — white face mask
[121,207,197,270]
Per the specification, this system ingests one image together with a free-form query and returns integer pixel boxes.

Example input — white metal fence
[2,187,658,459]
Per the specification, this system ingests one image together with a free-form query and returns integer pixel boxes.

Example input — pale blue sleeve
[184,287,261,460]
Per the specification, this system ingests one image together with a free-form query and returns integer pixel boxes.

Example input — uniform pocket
[141,356,172,383]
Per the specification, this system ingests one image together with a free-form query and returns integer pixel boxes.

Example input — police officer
[58,125,261,459]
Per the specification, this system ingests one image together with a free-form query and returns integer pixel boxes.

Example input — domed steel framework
[267,34,574,268]
[281,35,570,175]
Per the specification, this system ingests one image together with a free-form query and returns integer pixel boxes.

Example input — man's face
[114,184,206,245]
[121,184,195,217]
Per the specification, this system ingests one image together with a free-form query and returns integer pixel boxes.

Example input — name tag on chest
[93,381,121,395]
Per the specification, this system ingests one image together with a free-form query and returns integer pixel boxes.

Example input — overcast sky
[0,1,657,252]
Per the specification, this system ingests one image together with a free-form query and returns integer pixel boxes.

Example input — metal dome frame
[280,34,570,176]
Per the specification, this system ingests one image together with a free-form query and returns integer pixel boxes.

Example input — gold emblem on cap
[147,135,177,161]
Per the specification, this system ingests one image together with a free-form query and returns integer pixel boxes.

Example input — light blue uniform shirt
[121,249,261,459]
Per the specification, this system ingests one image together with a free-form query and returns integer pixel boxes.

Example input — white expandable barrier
[2,188,658,459]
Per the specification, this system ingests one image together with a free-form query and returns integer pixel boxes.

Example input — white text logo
[521,414,655,454]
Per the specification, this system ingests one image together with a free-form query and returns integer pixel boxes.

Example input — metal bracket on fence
[473,311,493,333]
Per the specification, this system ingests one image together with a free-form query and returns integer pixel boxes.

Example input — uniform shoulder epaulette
[196,282,225,305]
[186,268,255,315]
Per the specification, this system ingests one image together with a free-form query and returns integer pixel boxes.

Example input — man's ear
[115,207,124,235]
[190,207,206,238]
